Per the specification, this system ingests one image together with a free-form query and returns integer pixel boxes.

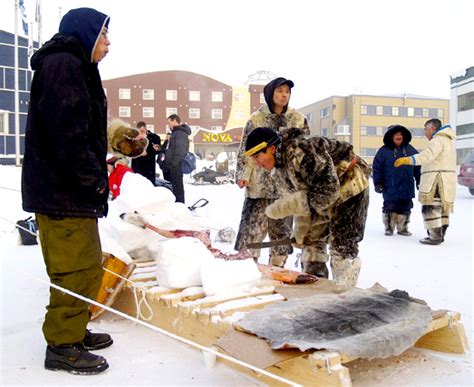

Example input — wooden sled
[90,253,136,320]
[107,257,469,386]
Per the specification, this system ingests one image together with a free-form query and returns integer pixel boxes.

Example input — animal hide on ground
[236,288,431,360]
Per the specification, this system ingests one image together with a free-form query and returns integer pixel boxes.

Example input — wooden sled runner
[100,256,469,386]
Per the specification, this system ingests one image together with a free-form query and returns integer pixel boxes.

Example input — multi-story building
[299,94,449,165]
[0,30,37,164]
[103,70,266,159]
[450,66,474,163]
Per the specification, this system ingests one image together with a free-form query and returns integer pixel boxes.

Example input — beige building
[299,94,449,164]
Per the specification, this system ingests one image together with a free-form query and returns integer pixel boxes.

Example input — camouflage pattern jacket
[276,128,371,213]
[236,105,309,198]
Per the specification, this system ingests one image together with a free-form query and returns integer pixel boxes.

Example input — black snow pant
[169,164,185,203]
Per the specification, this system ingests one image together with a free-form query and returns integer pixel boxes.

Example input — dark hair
[136,121,147,129]
[167,114,181,124]
[425,118,442,130]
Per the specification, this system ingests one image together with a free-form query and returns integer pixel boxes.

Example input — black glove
[375,184,383,193]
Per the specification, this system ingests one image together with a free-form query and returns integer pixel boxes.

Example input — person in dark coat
[373,125,420,236]
[21,7,113,375]
[166,114,191,203]
[131,121,161,185]
[157,129,171,181]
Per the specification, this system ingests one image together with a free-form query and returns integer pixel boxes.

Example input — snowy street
[0,164,472,386]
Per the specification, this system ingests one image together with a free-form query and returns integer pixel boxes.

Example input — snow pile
[200,258,262,296]
[98,173,200,260]
[155,237,215,288]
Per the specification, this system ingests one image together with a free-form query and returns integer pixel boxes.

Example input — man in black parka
[166,114,191,203]
[21,8,112,375]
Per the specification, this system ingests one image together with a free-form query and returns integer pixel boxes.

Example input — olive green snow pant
[36,215,103,346]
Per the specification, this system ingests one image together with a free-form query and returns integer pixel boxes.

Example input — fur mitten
[265,191,310,219]
[107,119,148,158]
[293,215,311,245]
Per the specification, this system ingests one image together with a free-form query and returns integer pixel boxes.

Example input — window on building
[211,126,223,132]
[233,110,244,119]
[143,89,154,100]
[166,90,177,101]
[119,88,131,99]
[336,125,350,134]
[320,107,330,118]
[361,126,367,136]
[212,109,223,119]
[189,108,200,119]
[458,92,474,111]
[321,127,329,136]
[259,93,265,104]
[360,148,377,157]
[189,90,200,101]
[119,106,131,117]
[306,112,313,122]
[392,106,399,116]
[382,106,391,115]
[376,106,383,115]
[1,110,8,134]
[376,126,383,136]
[414,108,423,117]
[367,105,376,115]
[422,108,429,117]
[146,124,154,131]
[360,105,367,115]
[398,107,407,116]
[412,128,425,137]
[213,91,223,102]
[166,107,177,117]
[456,123,474,136]
[437,109,444,118]
[143,107,154,118]
[407,107,414,117]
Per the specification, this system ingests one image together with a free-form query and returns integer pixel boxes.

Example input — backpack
[16,216,38,245]
[181,152,196,174]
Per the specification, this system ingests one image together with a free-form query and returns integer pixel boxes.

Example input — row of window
[118,88,227,102]
[116,88,266,104]
[320,126,427,138]
[118,106,224,120]
[360,105,444,118]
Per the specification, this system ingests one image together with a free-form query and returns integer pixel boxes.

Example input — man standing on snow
[166,114,191,203]
[22,8,112,375]
[394,119,456,245]
[373,125,420,236]
[244,127,371,293]
[234,77,312,271]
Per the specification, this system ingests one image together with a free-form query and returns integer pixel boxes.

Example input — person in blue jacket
[373,125,420,236]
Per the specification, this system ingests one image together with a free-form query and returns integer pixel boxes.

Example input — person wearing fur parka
[395,119,456,245]
[234,77,310,270]
[373,125,420,236]
[244,126,371,293]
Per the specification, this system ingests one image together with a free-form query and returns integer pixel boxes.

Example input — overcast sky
[4,0,474,108]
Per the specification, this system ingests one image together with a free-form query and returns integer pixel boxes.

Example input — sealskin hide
[236,288,431,360]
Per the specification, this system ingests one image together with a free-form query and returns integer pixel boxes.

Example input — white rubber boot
[330,257,361,293]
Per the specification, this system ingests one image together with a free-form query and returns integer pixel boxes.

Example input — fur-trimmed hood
[383,124,412,148]
[107,119,149,158]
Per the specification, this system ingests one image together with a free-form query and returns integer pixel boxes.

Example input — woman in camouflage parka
[245,127,371,292]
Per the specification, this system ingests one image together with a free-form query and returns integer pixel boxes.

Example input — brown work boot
[82,329,113,351]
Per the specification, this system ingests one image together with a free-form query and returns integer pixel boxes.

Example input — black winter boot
[45,343,109,375]
[83,329,113,351]
[303,261,329,279]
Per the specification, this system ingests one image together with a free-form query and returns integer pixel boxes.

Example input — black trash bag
[16,216,38,245]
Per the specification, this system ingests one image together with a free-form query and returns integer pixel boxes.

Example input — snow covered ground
[0,164,472,386]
